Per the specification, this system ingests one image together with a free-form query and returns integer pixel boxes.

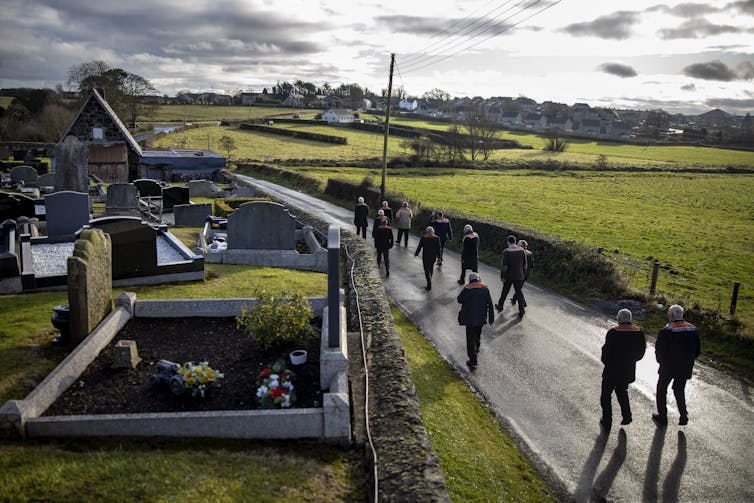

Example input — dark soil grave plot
[44,317,322,416]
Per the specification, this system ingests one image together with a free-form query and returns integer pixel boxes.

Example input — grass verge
[391,305,555,502]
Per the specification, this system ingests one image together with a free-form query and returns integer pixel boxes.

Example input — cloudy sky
[1,0,753,114]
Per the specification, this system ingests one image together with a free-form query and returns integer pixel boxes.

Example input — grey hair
[463,224,473,233]
[402,201,409,207]
[377,209,384,215]
[617,309,632,323]
[518,239,528,249]
[469,272,481,282]
[382,201,388,206]
[357,196,364,203]
[426,226,435,234]
[668,304,684,320]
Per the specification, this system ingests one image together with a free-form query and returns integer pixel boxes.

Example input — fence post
[730,282,741,316]
[650,260,660,295]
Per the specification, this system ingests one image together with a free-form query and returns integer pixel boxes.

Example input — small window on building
[92,127,104,140]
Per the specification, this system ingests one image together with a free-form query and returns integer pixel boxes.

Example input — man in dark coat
[379,200,393,222]
[353,196,369,239]
[430,211,452,266]
[511,239,533,307]
[496,235,527,318]
[414,226,441,290]
[457,272,495,371]
[373,218,394,277]
[457,224,479,285]
[653,304,701,426]
[600,309,646,429]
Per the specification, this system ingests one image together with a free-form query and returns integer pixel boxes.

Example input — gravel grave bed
[44,317,322,416]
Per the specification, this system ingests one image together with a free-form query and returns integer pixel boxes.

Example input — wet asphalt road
[238,175,754,502]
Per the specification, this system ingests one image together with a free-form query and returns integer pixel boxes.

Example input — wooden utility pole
[380,53,395,202]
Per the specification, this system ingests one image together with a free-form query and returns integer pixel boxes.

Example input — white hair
[382,201,388,206]
[617,309,632,323]
[357,196,364,203]
[426,226,435,234]
[518,240,528,249]
[469,272,481,282]
[463,224,473,233]
[402,201,409,208]
[668,304,684,320]
[377,209,384,215]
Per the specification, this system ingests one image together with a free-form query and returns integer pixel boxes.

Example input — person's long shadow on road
[643,424,667,502]
[573,429,609,501]
[592,429,628,500]
[487,316,522,340]
[661,431,687,502]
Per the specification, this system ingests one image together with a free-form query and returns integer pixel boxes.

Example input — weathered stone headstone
[0,193,35,221]
[133,179,162,197]
[10,166,38,187]
[37,173,56,188]
[112,340,141,369]
[105,183,139,216]
[0,219,20,279]
[44,191,90,237]
[68,228,112,344]
[87,216,158,278]
[188,179,225,198]
[228,201,296,250]
[174,203,212,227]
[162,186,190,211]
[54,136,89,193]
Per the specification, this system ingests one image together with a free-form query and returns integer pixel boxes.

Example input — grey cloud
[683,60,738,80]
[706,97,754,108]
[375,15,476,36]
[561,11,639,40]
[727,0,754,15]
[599,62,638,78]
[646,3,719,17]
[737,61,754,79]
[658,19,742,39]
[681,83,697,91]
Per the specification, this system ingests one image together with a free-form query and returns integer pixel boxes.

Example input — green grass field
[145,104,317,124]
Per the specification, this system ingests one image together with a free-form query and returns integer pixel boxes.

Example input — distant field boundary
[239,123,348,144]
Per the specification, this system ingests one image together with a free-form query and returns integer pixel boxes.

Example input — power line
[400,0,562,75]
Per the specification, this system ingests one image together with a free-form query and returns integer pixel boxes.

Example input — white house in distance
[399,99,418,111]
[321,109,355,124]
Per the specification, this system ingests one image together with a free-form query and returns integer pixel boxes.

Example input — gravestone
[87,216,158,278]
[37,173,56,188]
[13,149,27,161]
[162,186,190,211]
[0,147,9,160]
[68,228,113,344]
[105,183,139,216]
[45,191,90,236]
[133,179,162,197]
[188,179,225,198]
[228,201,296,250]
[0,193,35,221]
[54,136,89,193]
[10,166,38,187]
[0,219,20,278]
[174,203,212,227]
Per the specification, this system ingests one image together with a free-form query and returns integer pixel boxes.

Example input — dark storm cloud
[681,83,697,91]
[598,62,638,78]
[646,3,719,17]
[727,0,754,15]
[683,60,739,80]
[658,19,742,39]
[561,11,640,40]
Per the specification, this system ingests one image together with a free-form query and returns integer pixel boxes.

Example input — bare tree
[463,105,499,160]
[218,135,237,160]
[544,129,569,152]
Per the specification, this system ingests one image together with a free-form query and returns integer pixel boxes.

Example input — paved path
[238,175,754,502]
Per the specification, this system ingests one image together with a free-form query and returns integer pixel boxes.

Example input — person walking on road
[511,239,533,307]
[373,218,394,278]
[458,224,479,285]
[354,196,369,239]
[379,200,393,222]
[430,211,452,267]
[652,304,701,426]
[600,309,646,429]
[372,209,387,240]
[414,226,441,290]
[457,272,495,372]
[496,235,527,318]
[394,202,413,247]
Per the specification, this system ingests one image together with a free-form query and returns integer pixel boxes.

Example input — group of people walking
[355,196,701,426]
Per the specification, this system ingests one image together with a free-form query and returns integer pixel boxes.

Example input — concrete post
[730,282,741,316]
[327,225,340,348]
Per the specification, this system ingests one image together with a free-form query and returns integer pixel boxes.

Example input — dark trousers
[499,279,526,312]
[376,248,390,271]
[459,260,478,283]
[600,377,631,421]
[656,373,688,418]
[438,239,447,262]
[466,325,482,365]
[397,228,410,246]
[511,279,528,305]
[423,260,434,288]
[356,224,367,239]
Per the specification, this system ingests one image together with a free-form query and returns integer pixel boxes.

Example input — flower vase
[290,349,307,365]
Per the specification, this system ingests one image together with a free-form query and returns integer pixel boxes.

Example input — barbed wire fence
[606,252,754,322]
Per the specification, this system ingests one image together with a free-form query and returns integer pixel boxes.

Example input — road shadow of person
[573,429,609,501]
[592,429,628,500]
[642,424,667,502]
[487,316,522,341]
[661,431,687,502]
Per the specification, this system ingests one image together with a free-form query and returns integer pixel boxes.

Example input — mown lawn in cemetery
[0,265,365,501]
[392,306,555,502]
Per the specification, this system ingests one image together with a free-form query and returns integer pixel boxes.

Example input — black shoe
[518,309,525,319]
[466,360,477,371]
[600,417,612,430]
[620,416,632,425]
[495,303,503,312]
[457,279,464,285]
[425,285,431,291]
[510,298,516,306]
[652,413,668,426]
[385,270,389,278]
[679,415,688,425]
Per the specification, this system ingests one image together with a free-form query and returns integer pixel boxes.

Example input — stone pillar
[327,225,340,348]
[68,228,113,344]
[54,136,89,193]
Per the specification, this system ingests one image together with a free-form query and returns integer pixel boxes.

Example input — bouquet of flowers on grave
[176,361,224,397]
[255,360,296,409]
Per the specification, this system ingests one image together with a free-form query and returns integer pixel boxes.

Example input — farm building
[138,148,225,180]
